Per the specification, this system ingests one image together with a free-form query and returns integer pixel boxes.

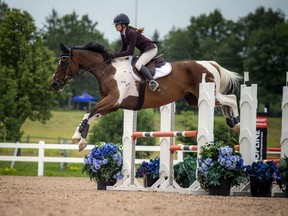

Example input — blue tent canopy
[72,92,98,103]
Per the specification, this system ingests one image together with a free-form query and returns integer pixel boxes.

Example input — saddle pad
[129,56,172,82]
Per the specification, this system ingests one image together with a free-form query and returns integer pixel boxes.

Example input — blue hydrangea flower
[82,142,123,182]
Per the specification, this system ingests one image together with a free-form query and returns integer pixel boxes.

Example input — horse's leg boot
[140,65,159,91]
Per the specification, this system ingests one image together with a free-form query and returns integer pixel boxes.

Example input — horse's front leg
[73,96,119,151]
[72,111,103,151]
[77,113,100,151]
[72,113,90,144]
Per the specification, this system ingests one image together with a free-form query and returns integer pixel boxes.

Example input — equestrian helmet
[113,13,130,25]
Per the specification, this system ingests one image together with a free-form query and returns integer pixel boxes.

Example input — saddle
[131,54,166,77]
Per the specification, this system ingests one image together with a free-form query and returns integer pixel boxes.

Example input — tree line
[0,2,287,142]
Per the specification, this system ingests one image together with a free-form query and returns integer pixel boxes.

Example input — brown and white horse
[51,42,242,151]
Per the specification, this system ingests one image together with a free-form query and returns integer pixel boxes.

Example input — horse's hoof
[79,141,88,152]
[71,138,80,144]
[226,118,235,128]
[231,123,240,133]
[72,126,81,140]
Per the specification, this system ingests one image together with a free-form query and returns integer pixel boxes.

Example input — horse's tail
[212,61,243,94]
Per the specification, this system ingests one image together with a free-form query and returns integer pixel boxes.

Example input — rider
[111,13,160,92]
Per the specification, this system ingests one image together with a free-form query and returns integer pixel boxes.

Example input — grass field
[0,109,282,177]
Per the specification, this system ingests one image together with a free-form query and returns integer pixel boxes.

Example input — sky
[5,0,288,42]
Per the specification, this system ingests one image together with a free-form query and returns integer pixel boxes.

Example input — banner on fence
[256,112,268,160]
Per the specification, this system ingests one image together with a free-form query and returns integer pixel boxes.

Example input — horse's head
[51,42,80,91]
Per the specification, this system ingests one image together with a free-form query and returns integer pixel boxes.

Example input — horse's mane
[74,41,111,62]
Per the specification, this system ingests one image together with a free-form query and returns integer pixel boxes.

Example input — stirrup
[149,80,159,91]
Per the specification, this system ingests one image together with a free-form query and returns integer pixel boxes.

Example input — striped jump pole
[132,131,198,139]
[170,144,198,153]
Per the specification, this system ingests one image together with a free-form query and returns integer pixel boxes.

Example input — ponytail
[128,25,144,33]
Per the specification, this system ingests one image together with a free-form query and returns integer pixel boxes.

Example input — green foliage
[176,111,238,145]
[1,166,17,175]
[88,109,157,158]
[88,110,124,144]
[243,21,288,115]
[174,156,197,188]
[0,8,57,142]
[279,155,288,194]
[176,111,197,144]
[42,9,109,56]
[41,9,110,108]
[237,7,287,115]
[0,161,84,177]
[213,121,239,143]
[162,7,287,115]
[197,141,247,190]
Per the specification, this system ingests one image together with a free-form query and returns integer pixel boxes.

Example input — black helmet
[113,13,130,25]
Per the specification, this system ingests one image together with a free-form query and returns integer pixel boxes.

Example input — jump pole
[110,74,215,192]
[273,72,288,197]
[280,72,288,158]
[150,102,182,192]
[239,71,258,165]
[182,73,215,194]
[107,110,144,191]
[232,71,258,196]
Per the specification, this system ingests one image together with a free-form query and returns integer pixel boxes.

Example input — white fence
[0,141,184,176]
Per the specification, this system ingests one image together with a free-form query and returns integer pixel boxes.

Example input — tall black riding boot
[139,65,159,91]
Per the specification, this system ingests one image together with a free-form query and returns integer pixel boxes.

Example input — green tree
[162,27,197,61]
[41,9,110,108]
[0,9,57,142]
[162,10,243,112]
[240,7,288,115]
[187,10,243,71]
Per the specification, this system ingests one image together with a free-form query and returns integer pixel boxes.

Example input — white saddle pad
[129,56,172,82]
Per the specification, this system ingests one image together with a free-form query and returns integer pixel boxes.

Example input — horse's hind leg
[215,93,240,132]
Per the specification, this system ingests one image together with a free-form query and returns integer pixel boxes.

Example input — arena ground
[0,176,287,216]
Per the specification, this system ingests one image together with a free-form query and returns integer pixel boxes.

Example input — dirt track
[0,176,287,216]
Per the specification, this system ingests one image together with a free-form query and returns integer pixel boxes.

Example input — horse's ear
[59,42,69,53]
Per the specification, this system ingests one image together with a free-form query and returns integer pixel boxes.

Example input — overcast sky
[5,0,288,42]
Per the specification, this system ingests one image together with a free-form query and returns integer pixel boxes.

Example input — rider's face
[115,24,122,32]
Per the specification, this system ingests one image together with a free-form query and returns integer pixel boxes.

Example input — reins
[57,48,111,84]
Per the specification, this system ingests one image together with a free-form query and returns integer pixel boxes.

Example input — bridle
[53,48,111,89]
[56,55,76,84]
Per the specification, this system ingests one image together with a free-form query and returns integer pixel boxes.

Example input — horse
[51,41,242,151]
